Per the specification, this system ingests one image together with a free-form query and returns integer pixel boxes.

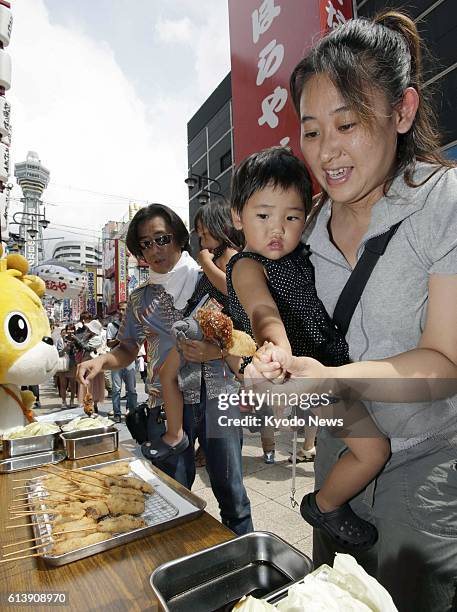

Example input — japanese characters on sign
[86,267,97,315]
[115,239,128,304]
[228,0,320,164]
[319,0,352,34]
[229,1,353,166]
[45,279,67,295]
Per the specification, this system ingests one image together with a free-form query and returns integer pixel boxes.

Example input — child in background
[227,147,390,551]
[143,200,244,460]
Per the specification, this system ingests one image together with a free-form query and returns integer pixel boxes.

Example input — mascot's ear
[6,254,29,275]
[23,275,46,297]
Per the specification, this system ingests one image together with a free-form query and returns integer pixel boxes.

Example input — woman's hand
[178,338,223,363]
[76,356,105,384]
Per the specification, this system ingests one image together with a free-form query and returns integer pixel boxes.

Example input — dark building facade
[186,73,233,250]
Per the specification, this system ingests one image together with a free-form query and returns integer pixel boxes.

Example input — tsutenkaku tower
[14,151,50,266]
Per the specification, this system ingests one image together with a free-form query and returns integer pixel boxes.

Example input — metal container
[3,433,58,458]
[150,531,313,612]
[60,426,119,460]
[27,458,207,566]
[0,450,66,473]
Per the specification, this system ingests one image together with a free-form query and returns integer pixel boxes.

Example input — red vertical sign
[228,0,321,164]
[228,0,353,166]
[319,0,353,34]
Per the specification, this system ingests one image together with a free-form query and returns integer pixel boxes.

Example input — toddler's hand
[253,342,291,382]
[197,249,214,266]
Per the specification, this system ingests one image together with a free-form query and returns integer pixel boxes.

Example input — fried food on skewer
[53,511,87,525]
[105,476,154,494]
[83,389,95,417]
[53,517,96,535]
[96,514,146,533]
[51,532,109,556]
[82,500,109,520]
[108,485,144,501]
[104,495,144,516]
[93,461,131,477]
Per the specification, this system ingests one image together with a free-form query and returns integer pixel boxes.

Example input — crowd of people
[68,11,456,611]
[46,308,146,423]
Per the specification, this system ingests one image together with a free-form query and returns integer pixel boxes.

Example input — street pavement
[35,377,314,558]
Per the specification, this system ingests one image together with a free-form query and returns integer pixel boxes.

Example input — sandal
[300,490,378,551]
[141,432,190,463]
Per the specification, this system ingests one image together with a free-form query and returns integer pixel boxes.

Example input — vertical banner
[62,298,71,322]
[85,267,97,316]
[228,0,321,164]
[115,239,128,304]
[319,0,353,34]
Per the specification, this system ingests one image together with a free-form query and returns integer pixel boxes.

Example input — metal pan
[0,451,66,473]
[150,531,313,612]
[3,433,59,458]
[60,427,119,460]
[27,457,207,566]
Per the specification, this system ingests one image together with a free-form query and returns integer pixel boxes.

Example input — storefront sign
[0,96,11,138]
[86,266,97,315]
[228,0,320,164]
[115,240,128,304]
[319,0,352,34]
[63,298,71,321]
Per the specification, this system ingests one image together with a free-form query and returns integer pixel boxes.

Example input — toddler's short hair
[231,147,313,216]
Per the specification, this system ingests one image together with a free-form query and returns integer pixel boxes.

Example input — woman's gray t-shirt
[306,162,457,451]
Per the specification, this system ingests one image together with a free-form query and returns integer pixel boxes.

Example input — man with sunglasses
[77,203,253,536]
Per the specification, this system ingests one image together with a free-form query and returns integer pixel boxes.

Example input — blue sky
[8,0,231,249]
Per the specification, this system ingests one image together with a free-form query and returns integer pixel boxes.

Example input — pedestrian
[77,203,253,535]
[107,301,138,423]
[74,319,105,412]
[56,323,78,408]
[144,199,243,460]
[249,10,457,611]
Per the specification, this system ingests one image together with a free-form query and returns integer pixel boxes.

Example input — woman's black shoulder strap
[333,221,402,337]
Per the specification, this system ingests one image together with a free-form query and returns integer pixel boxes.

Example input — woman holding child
[248,11,457,612]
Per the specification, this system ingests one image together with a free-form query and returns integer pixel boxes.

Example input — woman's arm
[254,274,457,402]
[332,274,457,380]
[232,257,291,352]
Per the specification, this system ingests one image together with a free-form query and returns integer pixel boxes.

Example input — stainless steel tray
[60,427,119,459]
[27,457,207,566]
[0,450,66,473]
[3,433,58,458]
[150,531,313,612]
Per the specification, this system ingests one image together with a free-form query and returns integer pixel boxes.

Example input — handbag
[125,402,166,444]
[56,354,70,373]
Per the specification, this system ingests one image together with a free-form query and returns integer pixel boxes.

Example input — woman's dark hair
[231,146,313,217]
[194,199,244,250]
[126,203,190,259]
[290,10,454,201]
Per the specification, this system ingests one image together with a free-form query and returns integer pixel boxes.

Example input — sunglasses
[138,234,173,250]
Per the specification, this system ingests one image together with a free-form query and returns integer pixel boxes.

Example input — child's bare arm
[198,249,228,294]
[231,257,291,353]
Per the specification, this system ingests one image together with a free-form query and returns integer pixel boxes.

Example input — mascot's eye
[5,312,30,346]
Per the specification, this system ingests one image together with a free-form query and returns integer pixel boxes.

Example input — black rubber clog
[141,432,190,463]
[300,490,378,551]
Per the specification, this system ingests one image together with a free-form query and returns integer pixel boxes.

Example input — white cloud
[155,16,193,44]
[7,0,192,254]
